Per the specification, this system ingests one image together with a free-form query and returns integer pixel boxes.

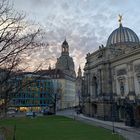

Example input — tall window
[120,80,125,96]
[62,48,65,52]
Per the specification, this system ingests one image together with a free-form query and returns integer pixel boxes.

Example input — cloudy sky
[12,0,140,73]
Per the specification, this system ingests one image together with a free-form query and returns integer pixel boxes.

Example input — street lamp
[13,124,16,140]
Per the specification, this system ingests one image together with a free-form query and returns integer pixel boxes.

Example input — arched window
[62,47,65,52]
[66,48,68,52]
[118,77,125,96]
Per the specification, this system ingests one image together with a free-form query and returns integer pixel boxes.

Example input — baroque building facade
[55,40,76,109]
[83,18,140,126]
[38,40,77,110]
[56,39,76,78]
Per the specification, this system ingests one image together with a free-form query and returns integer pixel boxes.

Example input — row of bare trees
[0,0,46,116]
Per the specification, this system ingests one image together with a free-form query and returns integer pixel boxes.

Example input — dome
[56,40,76,78]
[106,24,139,47]
[56,55,74,71]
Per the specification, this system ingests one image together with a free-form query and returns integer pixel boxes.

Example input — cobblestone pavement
[57,109,140,140]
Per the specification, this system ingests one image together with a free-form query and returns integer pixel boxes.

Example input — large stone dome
[56,40,76,78]
[106,24,139,47]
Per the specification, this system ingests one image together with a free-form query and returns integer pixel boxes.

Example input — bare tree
[0,0,45,116]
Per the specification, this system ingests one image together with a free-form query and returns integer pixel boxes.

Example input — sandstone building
[38,40,77,110]
[83,17,140,126]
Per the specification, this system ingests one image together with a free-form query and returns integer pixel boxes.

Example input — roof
[36,69,65,79]
[106,24,139,47]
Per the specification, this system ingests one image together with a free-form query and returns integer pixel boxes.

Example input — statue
[118,14,122,25]
[99,46,102,50]
[101,44,104,48]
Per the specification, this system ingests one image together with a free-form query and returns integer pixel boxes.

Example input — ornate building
[76,66,84,108]
[55,40,76,109]
[83,16,140,126]
[38,40,77,110]
[56,39,76,78]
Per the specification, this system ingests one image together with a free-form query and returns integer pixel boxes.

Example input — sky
[12,0,140,73]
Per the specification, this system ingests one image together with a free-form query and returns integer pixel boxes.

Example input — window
[118,77,125,96]
[36,81,39,87]
[40,100,42,104]
[44,100,46,104]
[40,94,42,98]
[92,76,98,97]
[120,81,125,96]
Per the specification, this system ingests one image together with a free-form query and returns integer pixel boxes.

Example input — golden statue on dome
[118,14,122,25]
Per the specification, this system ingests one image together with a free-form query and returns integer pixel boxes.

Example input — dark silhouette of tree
[0,0,45,116]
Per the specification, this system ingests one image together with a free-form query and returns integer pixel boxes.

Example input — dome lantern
[61,39,69,55]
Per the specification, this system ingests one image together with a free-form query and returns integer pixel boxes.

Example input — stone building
[56,39,76,78]
[75,66,84,108]
[38,40,76,110]
[55,39,76,109]
[83,17,140,126]
[37,68,76,110]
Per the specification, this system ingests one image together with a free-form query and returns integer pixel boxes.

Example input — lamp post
[13,124,16,140]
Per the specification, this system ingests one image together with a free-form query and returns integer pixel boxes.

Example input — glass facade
[12,76,54,108]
